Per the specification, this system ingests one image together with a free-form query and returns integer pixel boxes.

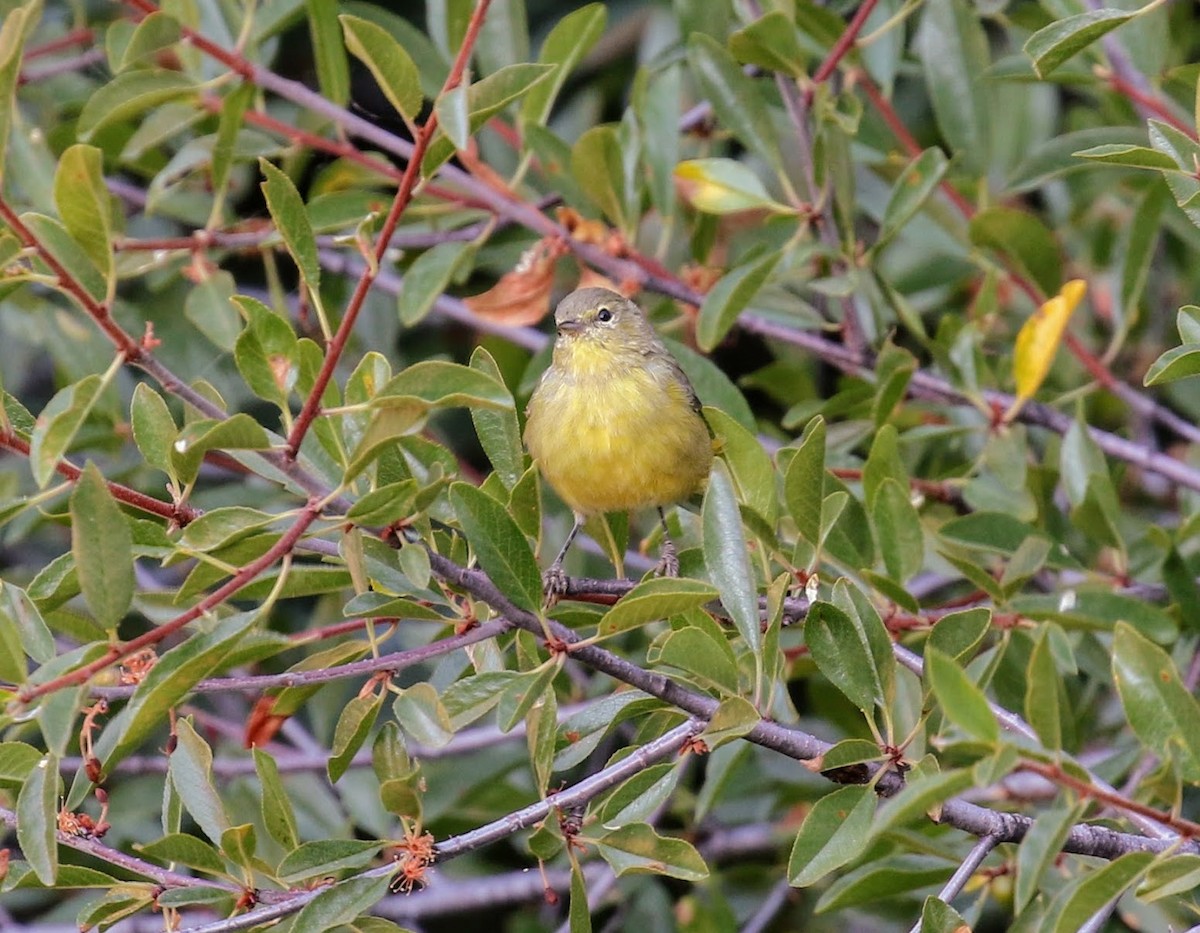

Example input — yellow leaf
[673,158,793,216]
[1005,279,1086,421]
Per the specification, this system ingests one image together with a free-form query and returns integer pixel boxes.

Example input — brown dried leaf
[464,237,566,325]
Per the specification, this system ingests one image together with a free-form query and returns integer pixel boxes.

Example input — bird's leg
[654,507,680,578]
[543,514,584,604]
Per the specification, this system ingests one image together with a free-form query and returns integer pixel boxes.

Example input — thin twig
[907,835,999,933]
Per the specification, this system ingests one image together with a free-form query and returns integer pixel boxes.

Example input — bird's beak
[556,320,583,336]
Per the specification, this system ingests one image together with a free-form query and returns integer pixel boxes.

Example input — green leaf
[873,478,923,583]
[706,408,776,522]
[595,823,708,881]
[729,11,807,77]
[0,581,53,665]
[919,897,970,933]
[77,69,197,139]
[700,695,761,749]
[569,856,592,933]
[254,748,300,851]
[805,600,885,713]
[598,577,718,636]
[521,3,607,127]
[329,693,384,783]
[1015,802,1085,913]
[398,241,470,326]
[169,720,229,845]
[1072,143,1179,171]
[687,33,781,171]
[450,482,542,614]
[1024,9,1135,78]
[674,159,791,216]
[926,647,999,743]
[135,833,226,876]
[918,0,991,175]
[702,461,761,660]
[1049,851,1154,932]
[278,840,384,883]
[927,608,991,664]
[21,213,107,303]
[180,507,279,552]
[1112,622,1200,781]
[102,613,257,771]
[29,374,104,488]
[468,347,523,488]
[130,383,177,475]
[170,414,271,485]
[345,480,418,526]
[1024,626,1062,749]
[259,159,321,303]
[868,768,974,841]
[787,785,875,887]
[392,681,454,747]
[424,63,555,170]
[571,125,628,230]
[696,251,781,352]
[375,360,512,411]
[783,416,826,549]
[340,14,423,125]
[293,874,392,930]
[53,144,113,284]
[1144,344,1200,386]
[969,206,1061,298]
[306,0,350,105]
[16,753,59,885]
[0,1,42,185]
[1140,853,1200,902]
[598,763,681,828]
[876,148,950,250]
[657,615,740,694]
[70,462,134,631]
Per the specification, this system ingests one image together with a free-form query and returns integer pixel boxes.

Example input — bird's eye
[596,307,612,323]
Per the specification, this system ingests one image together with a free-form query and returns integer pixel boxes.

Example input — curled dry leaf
[464,236,567,325]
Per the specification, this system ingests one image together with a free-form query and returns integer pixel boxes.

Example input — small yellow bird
[524,287,714,595]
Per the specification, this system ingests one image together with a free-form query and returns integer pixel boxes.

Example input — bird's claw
[654,539,680,578]
[542,563,570,607]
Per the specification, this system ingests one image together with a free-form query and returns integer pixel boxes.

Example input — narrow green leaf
[340,14,423,124]
[1049,851,1154,933]
[918,0,991,175]
[16,753,59,884]
[450,482,542,613]
[1024,626,1062,749]
[102,613,257,771]
[29,374,104,488]
[0,581,53,665]
[0,1,42,184]
[873,478,923,583]
[571,125,627,229]
[919,897,969,933]
[306,0,350,105]
[259,159,320,302]
[329,693,384,783]
[783,416,826,548]
[1144,344,1200,386]
[569,855,592,932]
[1112,622,1200,780]
[392,681,455,747]
[696,251,781,352]
[77,69,196,139]
[729,11,807,77]
[1072,143,1179,171]
[169,720,229,845]
[278,840,383,883]
[254,748,300,850]
[469,347,523,488]
[702,462,760,658]
[53,144,112,283]
[1024,9,1134,78]
[1015,802,1085,913]
[375,360,512,410]
[521,3,607,127]
[788,785,875,887]
[170,414,271,486]
[71,462,134,631]
[926,647,999,742]
[657,615,740,694]
[134,833,226,876]
[876,148,950,250]
[687,33,781,170]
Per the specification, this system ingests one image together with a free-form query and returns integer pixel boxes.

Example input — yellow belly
[525,348,712,516]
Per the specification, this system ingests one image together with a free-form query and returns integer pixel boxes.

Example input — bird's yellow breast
[524,338,713,516]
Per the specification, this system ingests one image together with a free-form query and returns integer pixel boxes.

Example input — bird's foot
[542,563,570,607]
[654,538,680,578]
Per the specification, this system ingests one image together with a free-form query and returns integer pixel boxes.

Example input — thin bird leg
[655,507,680,578]
[543,514,584,603]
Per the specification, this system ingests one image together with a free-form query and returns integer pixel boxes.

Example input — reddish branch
[809,0,880,92]
[283,0,495,458]
[18,499,323,703]
[0,429,199,526]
